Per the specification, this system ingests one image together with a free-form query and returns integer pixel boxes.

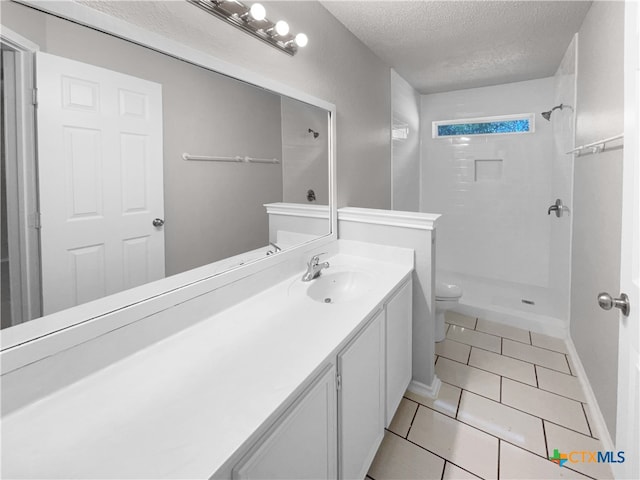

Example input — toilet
[435,281,463,342]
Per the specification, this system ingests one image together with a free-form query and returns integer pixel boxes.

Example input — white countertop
[1,249,413,479]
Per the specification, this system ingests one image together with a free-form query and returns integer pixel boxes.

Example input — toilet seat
[436,281,462,300]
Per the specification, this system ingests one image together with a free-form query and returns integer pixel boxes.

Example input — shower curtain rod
[182,153,280,164]
[567,133,624,157]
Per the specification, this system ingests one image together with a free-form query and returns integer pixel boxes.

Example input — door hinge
[336,373,341,391]
[32,88,38,107]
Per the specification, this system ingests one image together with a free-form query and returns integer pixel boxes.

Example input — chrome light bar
[187,0,308,56]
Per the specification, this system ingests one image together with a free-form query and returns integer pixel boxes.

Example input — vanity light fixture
[187,0,308,56]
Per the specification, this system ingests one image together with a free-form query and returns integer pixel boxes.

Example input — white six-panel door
[36,52,164,315]
[616,2,639,478]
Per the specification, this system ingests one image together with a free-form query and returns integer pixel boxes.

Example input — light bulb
[275,20,289,36]
[295,33,308,47]
[249,3,266,21]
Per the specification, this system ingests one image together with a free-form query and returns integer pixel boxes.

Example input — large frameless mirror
[0,0,333,334]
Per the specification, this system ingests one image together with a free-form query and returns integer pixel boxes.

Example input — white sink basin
[292,268,375,304]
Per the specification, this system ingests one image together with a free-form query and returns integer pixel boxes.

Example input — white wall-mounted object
[1,0,337,358]
[182,153,280,164]
[566,133,624,157]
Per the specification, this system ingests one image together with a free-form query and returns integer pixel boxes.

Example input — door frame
[1,27,41,324]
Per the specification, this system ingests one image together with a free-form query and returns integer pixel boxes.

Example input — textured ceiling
[321,1,592,94]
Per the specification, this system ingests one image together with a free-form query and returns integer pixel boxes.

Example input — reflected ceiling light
[188,0,308,56]
[249,3,266,21]
[274,20,289,36]
[295,33,308,48]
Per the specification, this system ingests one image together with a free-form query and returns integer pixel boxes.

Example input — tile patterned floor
[367,312,613,480]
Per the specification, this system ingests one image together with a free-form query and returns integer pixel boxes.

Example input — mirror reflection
[0,2,331,329]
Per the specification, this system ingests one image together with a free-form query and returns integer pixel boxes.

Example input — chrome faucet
[302,253,330,281]
[266,242,282,255]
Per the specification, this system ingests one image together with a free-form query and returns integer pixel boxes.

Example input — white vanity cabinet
[230,277,412,480]
[232,365,338,479]
[338,309,385,480]
[384,279,413,426]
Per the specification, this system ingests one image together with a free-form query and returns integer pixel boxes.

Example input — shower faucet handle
[547,199,568,218]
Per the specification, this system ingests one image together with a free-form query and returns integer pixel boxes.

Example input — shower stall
[420,36,577,335]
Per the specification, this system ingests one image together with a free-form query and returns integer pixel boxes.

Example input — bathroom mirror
[0,1,334,331]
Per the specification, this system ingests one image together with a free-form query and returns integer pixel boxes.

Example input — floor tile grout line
[407,401,419,439]
[506,435,600,480]
[497,439,501,480]
[448,325,504,345]
[499,376,502,403]
[440,461,446,480]
[446,318,571,356]
[474,317,478,330]
[445,321,477,331]
[534,364,539,389]
[542,417,549,459]
[502,375,588,404]
[410,405,560,475]
[443,334,572,375]
[499,351,572,375]
[564,353,574,375]
[434,380,593,438]
[438,355,541,389]
[413,403,597,479]
[536,362,581,378]
[386,428,488,480]
[581,402,594,438]
[442,334,502,356]
[542,416,604,442]
[455,388,463,419]
[505,335,570,355]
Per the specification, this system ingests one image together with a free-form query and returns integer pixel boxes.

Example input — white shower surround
[421,70,575,336]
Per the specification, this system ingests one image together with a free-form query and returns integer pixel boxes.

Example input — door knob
[597,292,630,316]
[152,218,165,227]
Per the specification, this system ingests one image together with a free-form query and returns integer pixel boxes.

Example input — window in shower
[432,113,535,138]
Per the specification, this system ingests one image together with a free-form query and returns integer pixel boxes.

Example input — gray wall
[571,0,625,439]
[281,96,329,205]
[391,69,420,211]
[2,2,286,276]
[76,0,392,210]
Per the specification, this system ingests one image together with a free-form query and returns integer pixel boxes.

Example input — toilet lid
[436,281,462,299]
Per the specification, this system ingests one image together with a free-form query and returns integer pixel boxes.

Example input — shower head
[541,104,571,121]
[308,128,319,139]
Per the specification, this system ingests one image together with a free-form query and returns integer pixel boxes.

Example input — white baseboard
[408,375,442,400]
[565,336,615,452]
[453,301,568,339]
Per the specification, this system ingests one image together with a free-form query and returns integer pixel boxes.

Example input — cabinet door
[385,279,413,426]
[233,365,337,480]
[338,310,384,480]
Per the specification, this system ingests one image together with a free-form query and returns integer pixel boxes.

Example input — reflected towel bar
[567,134,624,157]
[182,153,280,164]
